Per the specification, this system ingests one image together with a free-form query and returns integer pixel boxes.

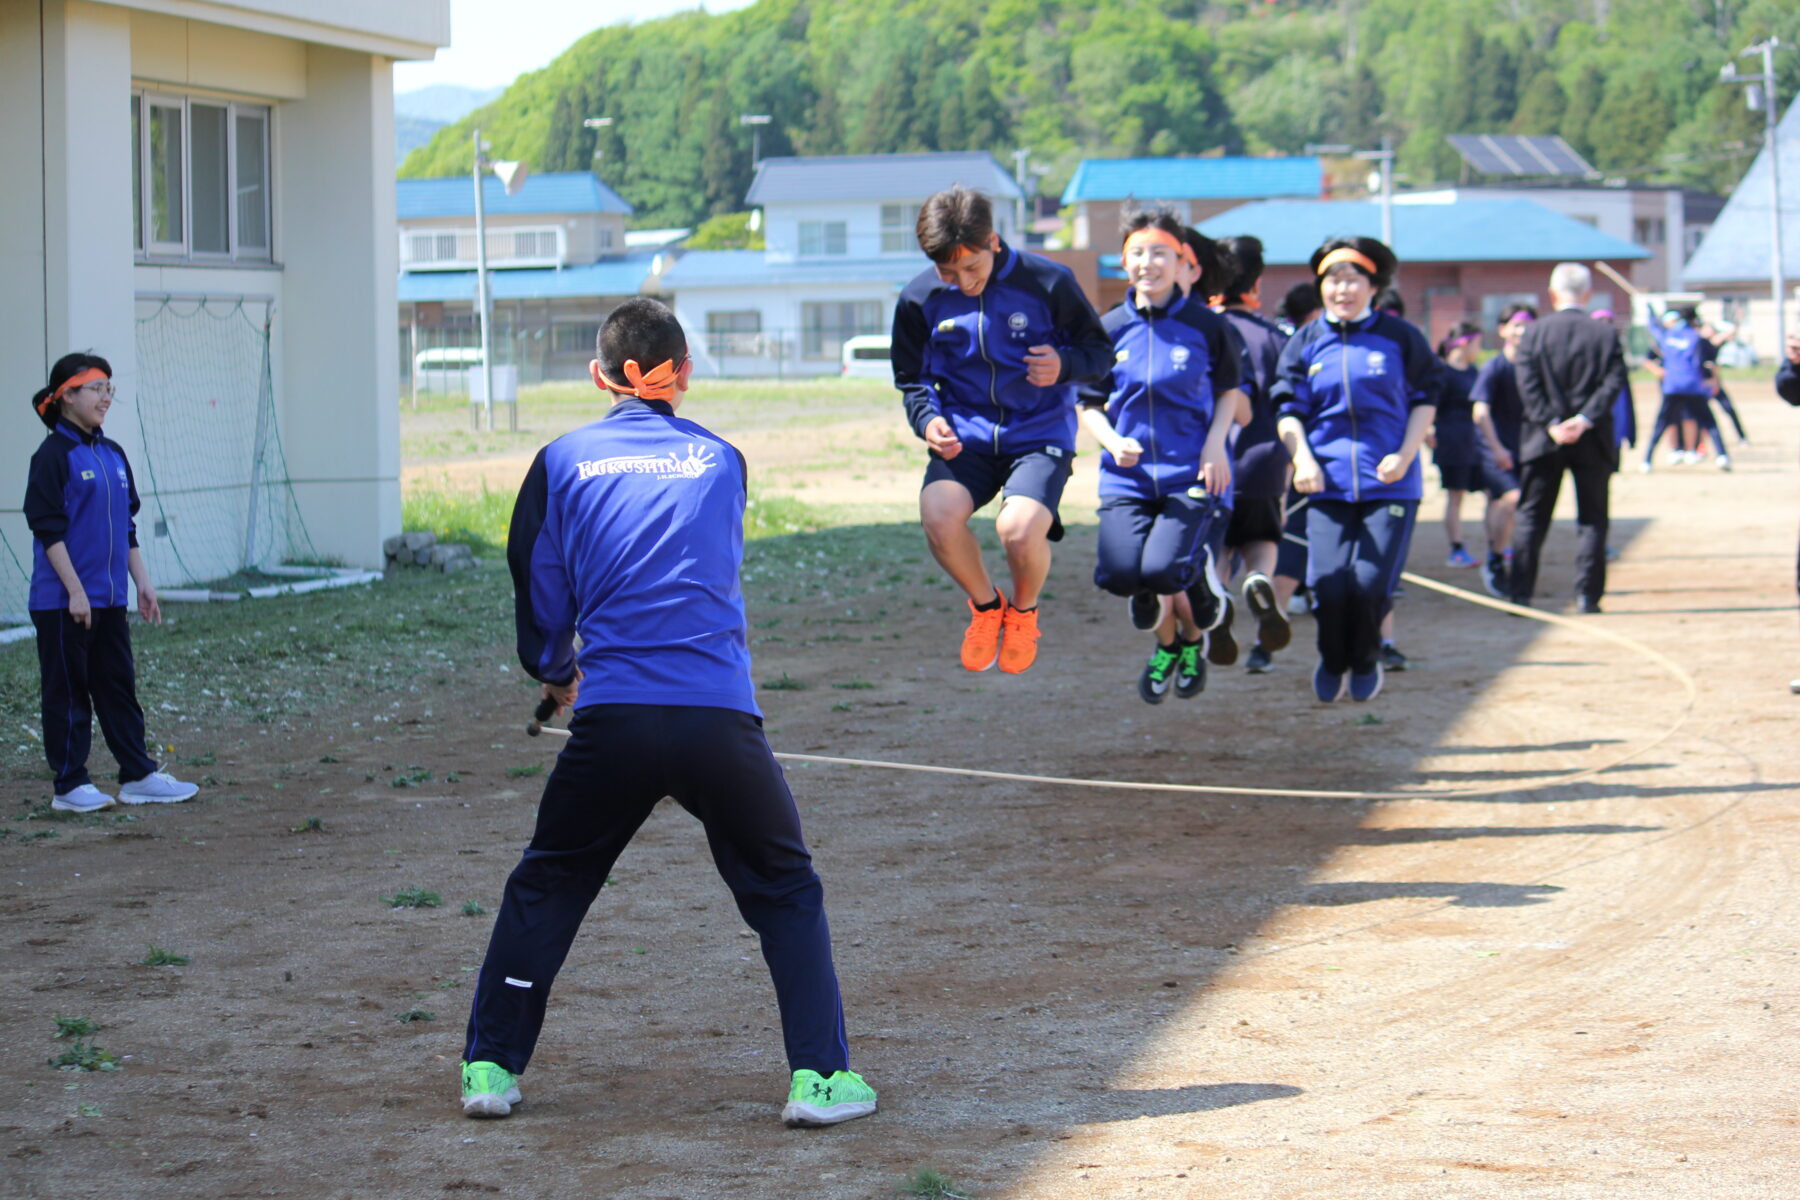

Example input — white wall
[763,198,1013,263]
[671,282,905,378]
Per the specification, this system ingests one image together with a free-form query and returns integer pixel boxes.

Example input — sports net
[130,296,320,592]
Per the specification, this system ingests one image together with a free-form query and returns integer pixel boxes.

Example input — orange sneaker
[960,590,1006,671]
[997,604,1040,674]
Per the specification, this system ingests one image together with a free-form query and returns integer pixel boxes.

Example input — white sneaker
[1637,460,1653,474]
[118,771,199,804]
[52,784,115,813]
[1716,455,1731,472]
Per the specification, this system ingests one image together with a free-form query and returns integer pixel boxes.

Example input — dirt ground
[4,381,1799,1200]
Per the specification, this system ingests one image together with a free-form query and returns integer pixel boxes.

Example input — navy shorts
[1477,456,1519,498]
[1437,460,1484,493]
[1224,495,1283,548]
[924,446,1074,542]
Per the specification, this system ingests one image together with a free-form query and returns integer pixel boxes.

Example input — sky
[393,0,756,93]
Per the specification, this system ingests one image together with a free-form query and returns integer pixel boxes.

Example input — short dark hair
[31,351,112,430]
[1374,286,1406,317]
[1179,227,1229,296]
[1215,235,1264,305]
[1309,235,1398,292]
[1279,282,1321,327]
[596,298,687,389]
[1437,319,1483,358]
[1499,301,1538,326]
[916,187,995,264]
[1674,303,1700,324]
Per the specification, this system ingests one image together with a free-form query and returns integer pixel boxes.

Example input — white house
[658,152,1023,377]
[1,0,448,616]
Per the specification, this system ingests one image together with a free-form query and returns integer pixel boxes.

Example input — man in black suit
[1508,263,1629,613]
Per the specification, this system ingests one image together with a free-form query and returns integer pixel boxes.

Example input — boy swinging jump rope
[461,299,875,1128]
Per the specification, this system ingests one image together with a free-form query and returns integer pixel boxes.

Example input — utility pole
[1721,39,1786,355]
[1012,146,1037,242]
[740,114,772,168]
[471,129,530,432]
[1307,137,1396,248]
[582,115,613,172]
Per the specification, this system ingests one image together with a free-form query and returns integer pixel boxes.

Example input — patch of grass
[289,817,325,834]
[896,1168,981,1199]
[506,764,543,778]
[48,1041,119,1073]
[761,674,809,691]
[744,493,830,540]
[391,769,433,788]
[461,900,488,916]
[53,1016,98,1039]
[74,1101,103,1117]
[394,1008,436,1023]
[831,679,877,690]
[140,945,189,967]
[318,754,340,764]
[402,478,512,556]
[385,888,442,909]
[18,829,60,842]
[1353,713,1385,726]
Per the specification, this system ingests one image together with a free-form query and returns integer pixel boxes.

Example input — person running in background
[1699,316,1750,444]
[1641,304,1728,472]
[892,186,1111,675]
[1211,234,1294,674]
[1470,305,1533,597]
[1080,210,1247,703]
[1431,321,1485,570]
[1274,237,1436,703]
[1778,333,1799,694]
[1370,286,1426,672]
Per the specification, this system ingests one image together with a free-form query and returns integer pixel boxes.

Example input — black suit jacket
[1514,307,1628,468]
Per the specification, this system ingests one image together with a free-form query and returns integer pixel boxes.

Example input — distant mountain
[396,84,504,125]
[397,114,447,160]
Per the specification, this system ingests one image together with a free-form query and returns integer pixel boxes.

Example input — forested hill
[399,0,1800,229]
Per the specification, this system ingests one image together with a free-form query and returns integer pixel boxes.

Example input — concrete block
[383,533,406,556]
[403,530,436,551]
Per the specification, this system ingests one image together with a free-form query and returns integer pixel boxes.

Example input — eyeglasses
[78,382,116,398]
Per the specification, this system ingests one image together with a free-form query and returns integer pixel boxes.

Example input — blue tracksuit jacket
[1272,311,1438,503]
[1646,314,1714,395]
[1218,307,1291,500]
[507,398,759,717]
[892,241,1111,456]
[23,421,141,611]
[1077,290,1242,501]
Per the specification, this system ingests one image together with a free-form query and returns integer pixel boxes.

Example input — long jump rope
[527,566,1699,803]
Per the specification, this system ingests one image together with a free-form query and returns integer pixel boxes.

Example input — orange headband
[1123,228,1199,270]
[597,357,682,402]
[1317,247,1379,278]
[37,367,107,416]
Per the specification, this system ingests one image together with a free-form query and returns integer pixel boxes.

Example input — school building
[1059,156,1325,251]
[0,1,448,617]
[1194,199,1652,347]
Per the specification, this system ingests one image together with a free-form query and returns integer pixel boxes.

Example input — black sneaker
[1174,637,1206,698]
[1138,642,1179,705]
[1206,596,1238,665]
[1481,553,1507,598]
[1379,642,1408,672]
[1241,571,1290,652]
[1185,550,1229,631]
[1245,644,1274,674]
[1128,590,1160,630]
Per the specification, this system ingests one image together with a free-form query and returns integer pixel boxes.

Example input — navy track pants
[1643,392,1721,459]
[32,607,158,793]
[1305,499,1418,675]
[1094,491,1227,597]
[464,704,849,1077]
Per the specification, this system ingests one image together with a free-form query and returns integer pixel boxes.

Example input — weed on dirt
[385,888,442,909]
[48,1041,119,1073]
[896,1168,982,1199]
[139,946,189,967]
[394,1008,436,1023]
[53,1016,97,1039]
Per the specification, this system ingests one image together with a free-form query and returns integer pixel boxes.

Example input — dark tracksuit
[891,241,1110,534]
[1471,352,1525,491]
[1432,363,1481,489]
[1644,316,1721,460]
[464,398,850,1079]
[23,420,159,793]
[1273,311,1437,676]
[1079,290,1241,599]
[1219,308,1292,548]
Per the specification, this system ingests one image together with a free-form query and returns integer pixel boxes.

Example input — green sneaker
[1138,642,1178,705]
[782,1068,877,1128]
[1174,636,1206,699]
[461,1060,522,1118]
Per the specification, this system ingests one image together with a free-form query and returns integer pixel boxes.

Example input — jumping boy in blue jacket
[459,299,875,1129]
[891,187,1111,675]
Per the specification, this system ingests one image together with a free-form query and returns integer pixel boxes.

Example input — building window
[511,230,556,258]
[706,310,762,357]
[598,226,615,251]
[1632,217,1666,246]
[552,324,599,354]
[881,204,919,254]
[799,220,847,257]
[801,301,882,360]
[132,91,273,262]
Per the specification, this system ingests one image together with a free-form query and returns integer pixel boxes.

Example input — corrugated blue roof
[746,153,1021,205]
[397,255,656,302]
[397,171,633,219]
[1682,97,1800,286]
[1062,157,1322,204]
[657,250,924,290]
[1196,199,1650,264]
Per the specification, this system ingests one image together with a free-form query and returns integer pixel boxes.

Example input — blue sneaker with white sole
[1312,661,1347,703]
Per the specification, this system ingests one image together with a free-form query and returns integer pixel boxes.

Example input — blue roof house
[657,152,1023,377]
[1060,156,1322,249]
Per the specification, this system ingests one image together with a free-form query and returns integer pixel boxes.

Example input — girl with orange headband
[1272,236,1438,703]
[23,353,198,812]
[1079,211,1249,703]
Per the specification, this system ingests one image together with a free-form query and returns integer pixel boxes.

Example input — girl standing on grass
[24,353,198,812]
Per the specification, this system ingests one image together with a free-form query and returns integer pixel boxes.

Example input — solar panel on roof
[1447,134,1596,178]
